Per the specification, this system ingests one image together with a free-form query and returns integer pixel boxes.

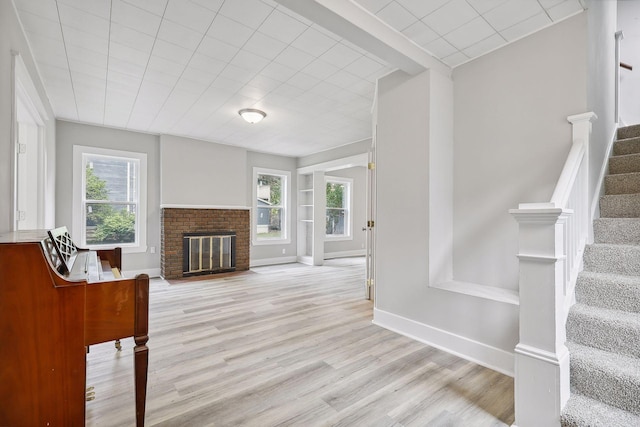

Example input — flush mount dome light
[238,108,266,124]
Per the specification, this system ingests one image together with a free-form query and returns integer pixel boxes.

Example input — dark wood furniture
[0,228,149,426]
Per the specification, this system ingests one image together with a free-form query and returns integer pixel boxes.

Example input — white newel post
[511,208,570,427]
[510,112,595,427]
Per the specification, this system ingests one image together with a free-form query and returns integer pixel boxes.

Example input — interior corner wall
[246,150,298,264]
[452,12,588,291]
[587,0,617,213]
[56,120,160,274]
[160,135,247,207]
[0,1,56,233]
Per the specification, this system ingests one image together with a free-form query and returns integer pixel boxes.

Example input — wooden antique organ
[0,227,149,426]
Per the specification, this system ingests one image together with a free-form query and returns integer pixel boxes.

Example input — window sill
[325,235,352,242]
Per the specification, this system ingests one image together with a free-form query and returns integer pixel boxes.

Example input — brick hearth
[161,208,250,279]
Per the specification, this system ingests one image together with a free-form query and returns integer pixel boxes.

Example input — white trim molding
[373,308,514,376]
[160,204,251,210]
[324,250,365,259]
[123,268,161,279]
[250,256,297,267]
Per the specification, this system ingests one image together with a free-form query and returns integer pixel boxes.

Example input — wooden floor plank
[86,258,514,426]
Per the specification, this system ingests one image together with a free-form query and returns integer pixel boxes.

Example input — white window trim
[325,175,353,241]
[72,145,147,253]
[252,167,291,246]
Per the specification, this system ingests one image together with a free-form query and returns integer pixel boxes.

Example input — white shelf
[299,219,313,223]
[299,188,313,193]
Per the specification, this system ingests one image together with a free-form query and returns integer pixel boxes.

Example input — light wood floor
[86,258,514,426]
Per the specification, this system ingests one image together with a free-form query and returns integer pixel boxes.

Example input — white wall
[56,121,160,275]
[587,0,617,217]
[0,1,55,233]
[452,13,588,291]
[160,135,247,207]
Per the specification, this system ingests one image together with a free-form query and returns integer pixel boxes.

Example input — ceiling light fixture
[238,108,266,124]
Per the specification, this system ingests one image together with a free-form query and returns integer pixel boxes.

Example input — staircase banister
[550,140,586,207]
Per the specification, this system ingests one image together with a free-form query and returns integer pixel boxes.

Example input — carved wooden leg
[134,340,148,427]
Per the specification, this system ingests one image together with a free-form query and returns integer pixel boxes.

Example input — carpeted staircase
[561,124,640,426]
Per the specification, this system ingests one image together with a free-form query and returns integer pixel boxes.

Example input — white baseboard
[250,256,298,267]
[123,268,161,278]
[324,249,366,259]
[373,308,514,377]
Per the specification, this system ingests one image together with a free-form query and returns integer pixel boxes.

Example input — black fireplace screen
[183,231,236,276]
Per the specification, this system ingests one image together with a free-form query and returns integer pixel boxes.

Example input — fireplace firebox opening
[183,231,236,276]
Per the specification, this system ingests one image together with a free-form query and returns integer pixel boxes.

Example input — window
[253,167,290,245]
[73,146,147,252]
[325,176,352,240]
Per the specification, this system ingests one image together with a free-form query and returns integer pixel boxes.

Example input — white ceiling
[13,0,586,157]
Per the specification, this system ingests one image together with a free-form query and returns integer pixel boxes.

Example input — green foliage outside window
[86,165,136,244]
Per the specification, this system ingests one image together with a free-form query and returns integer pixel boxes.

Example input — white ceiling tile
[109,42,150,67]
[231,50,271,73]
[174,77,209,95]
[62,25,109,55]
[465,0,509,14]
[66,44,108,69]
[354,0,393,14]
[181,65,219,85]
[147,54,186,77]
[58,3,110,38]
[343,55,386,79]
[442,51,469,67]
[188,53,226,74]
[349,79,375,97]
[108,57,146,78]
[153,39,193,65]
[237,84,267,101]
[210,75,245,92]
[157,20,203,51]
[189,0,224,12]
[422,0,479,35]
[259,9,308,44]
[444,16,496,50]
[325,70,361,90]
[320,43,361,69]
[144,68,180,87]
[462,33,506,58]
[547,0,584,21]
[484,0,544,31]
[395,0,449,19]
[259,62,298,82]
[286,72,321,91]
[424,37,457,58]
[58,0,111,19]
[401,20,439,48]
[291,27,337,57]
[68,58,107,80]
[243,32,287,60]
[247,74,282,92]
[106,70,142,91]
[207,14,254,48]
[197,36,239,62]
[38,63,73,88]
[111,23,156,53]
[311,23,341,41]
[17,11,63,41]
[538,0,566,8]
[376,2,417,32]
[164,0,217,33]
[121,0,169,16]
[25,32,69,69]
[112,0,162,36]
[303,59,340,80]
[14,0,60,21]
[500,12,551,42]
[218,63,256,84]
[218,0,274,29]
[275,46,315,70]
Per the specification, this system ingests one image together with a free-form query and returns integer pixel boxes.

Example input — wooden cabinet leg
[134,343,148,427]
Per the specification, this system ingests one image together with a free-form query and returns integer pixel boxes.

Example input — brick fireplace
[161,208,250,279]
